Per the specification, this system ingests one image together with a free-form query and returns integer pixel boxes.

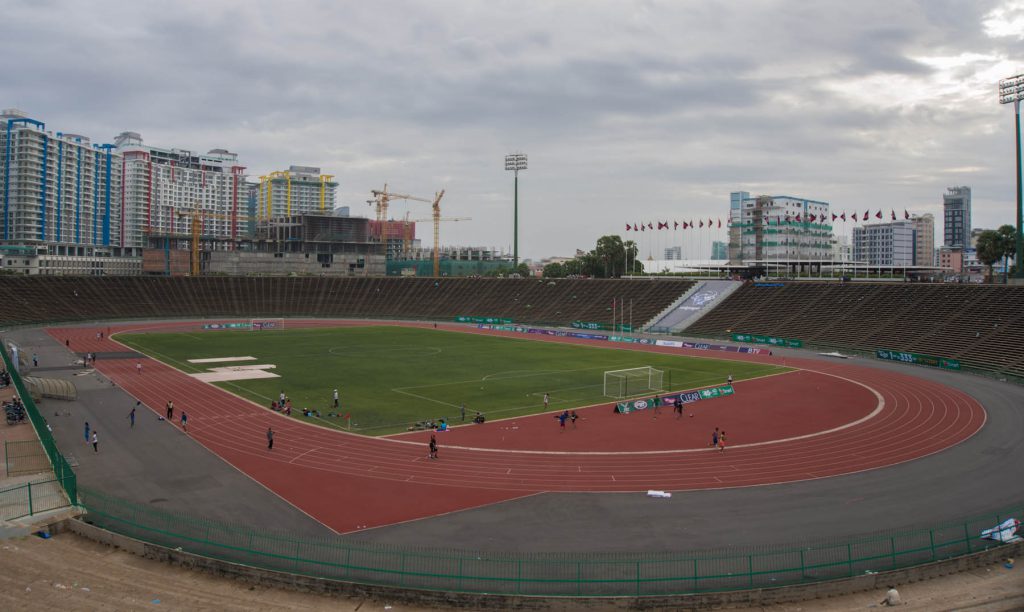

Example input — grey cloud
[1,0,1018,259]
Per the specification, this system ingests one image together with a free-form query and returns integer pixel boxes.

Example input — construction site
[140,182,511,277]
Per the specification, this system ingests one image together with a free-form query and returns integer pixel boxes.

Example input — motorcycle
[4,402,26,425]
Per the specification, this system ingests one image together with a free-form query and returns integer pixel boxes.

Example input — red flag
[875,210,882,219]
[648,222,654,230]
[717,218,722,228]
[673,220,679,230]
[633,224,638,231]
[699,220,704,228]
[841,212,846,221]
[795,213,801,222]
[851,212,858,221]
[831,213,837,221]
[904,209,910,220]
[890,209,896,220]
[862,209,868,220]
[784,214,790,222]
[625,223,631,231]
[809,213,816,222]
[640,224,645,232]
[689,220,694,228]
[657,221,666,230]
[708,218,713,227]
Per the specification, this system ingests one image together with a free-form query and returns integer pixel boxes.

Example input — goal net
[250,318,285,331]
[603,366,664,399]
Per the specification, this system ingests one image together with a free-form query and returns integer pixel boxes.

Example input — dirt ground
[0,531,1021,611]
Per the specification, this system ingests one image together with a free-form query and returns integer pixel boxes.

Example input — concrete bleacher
[685,281,1024,377]
[0,276,695,331]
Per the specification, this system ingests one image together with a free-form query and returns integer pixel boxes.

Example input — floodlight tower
[505,152,528,267]
[999,73,1024,279]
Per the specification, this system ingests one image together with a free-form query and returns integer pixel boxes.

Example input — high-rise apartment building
[711,241,727,260]
[0,109,139,274]
[852,221,915,266]
[728,191,833,264]
[115,131,248,249]
[257,165,337,219]
[943,186,971,248]
[909,213,934,267]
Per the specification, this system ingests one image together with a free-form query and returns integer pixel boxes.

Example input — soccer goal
[250,318,285,331]
[603,366,664,399]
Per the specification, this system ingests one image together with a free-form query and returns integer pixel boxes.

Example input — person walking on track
[91,430,98,453]
[429,434,438,459]
[267,427,274,450]
[180,411,188,433]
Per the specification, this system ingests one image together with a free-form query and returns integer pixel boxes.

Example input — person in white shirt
[881,585,901,606]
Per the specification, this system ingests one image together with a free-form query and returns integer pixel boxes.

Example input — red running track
[51,321,986,534]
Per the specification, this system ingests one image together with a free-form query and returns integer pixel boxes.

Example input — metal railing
[78,487,1021,597]
[0,478,71,520]
[0,342,77,505]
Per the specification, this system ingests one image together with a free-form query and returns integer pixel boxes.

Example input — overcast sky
[2,0,1022,260]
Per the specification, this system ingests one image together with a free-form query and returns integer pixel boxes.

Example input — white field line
[188,356,258,364]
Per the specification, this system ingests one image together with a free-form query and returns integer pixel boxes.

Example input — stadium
[1,275,1022,609]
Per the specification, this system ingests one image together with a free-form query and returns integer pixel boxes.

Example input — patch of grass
[117,326,787,435]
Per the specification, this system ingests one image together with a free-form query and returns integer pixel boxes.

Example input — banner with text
[615,385,735,414]
[732,333,803,348]
[572,321,633,332]
[202,323,251,331]
[876,349,961,370]
[456,316,512,325]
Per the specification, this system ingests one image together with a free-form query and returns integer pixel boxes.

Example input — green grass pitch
[117,326,786,435]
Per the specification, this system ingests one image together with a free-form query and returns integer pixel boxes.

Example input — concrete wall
[207,251,386,276]
[55,517,1022,610]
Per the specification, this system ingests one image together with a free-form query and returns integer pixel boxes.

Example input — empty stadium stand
[0,276,694,331]
[684,281,1024,378]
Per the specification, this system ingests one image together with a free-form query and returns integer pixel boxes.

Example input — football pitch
[118,326,786,435]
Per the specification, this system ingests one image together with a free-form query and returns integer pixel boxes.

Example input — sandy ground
[0,531,1021,611]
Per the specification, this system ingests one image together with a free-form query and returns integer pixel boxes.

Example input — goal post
[603,366,664,399]
[250,318,285,331]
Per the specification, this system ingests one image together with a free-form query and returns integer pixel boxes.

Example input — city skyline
[2,0,1022,260]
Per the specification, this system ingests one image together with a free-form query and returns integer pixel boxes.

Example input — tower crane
[403,190,471,277]
[369,184,432,222]
[176,204,248,276]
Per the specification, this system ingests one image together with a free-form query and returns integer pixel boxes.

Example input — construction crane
[176,205,248,276]
[402,189,472,277]
[369,184,432,222]
[404,214,471,275]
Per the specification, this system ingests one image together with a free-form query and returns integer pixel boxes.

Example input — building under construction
[144,214,385,276]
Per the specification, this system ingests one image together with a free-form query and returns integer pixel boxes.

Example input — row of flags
[626,219,723,231]
[625,209,914,232]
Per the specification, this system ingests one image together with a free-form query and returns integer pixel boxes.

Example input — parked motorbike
[4,402,26,425]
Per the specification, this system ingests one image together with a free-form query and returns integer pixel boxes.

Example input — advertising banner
[732,333,802,348]
[615,385,734,414]
[876,349,961,371]
[202,323,251,330]
[571,321,633,332]
[456,316,512,324]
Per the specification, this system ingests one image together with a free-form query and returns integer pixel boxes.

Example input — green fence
[0,478,72,521]
[0,342,77,506]
[78,487,1021,597]
[4,440,51,476]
